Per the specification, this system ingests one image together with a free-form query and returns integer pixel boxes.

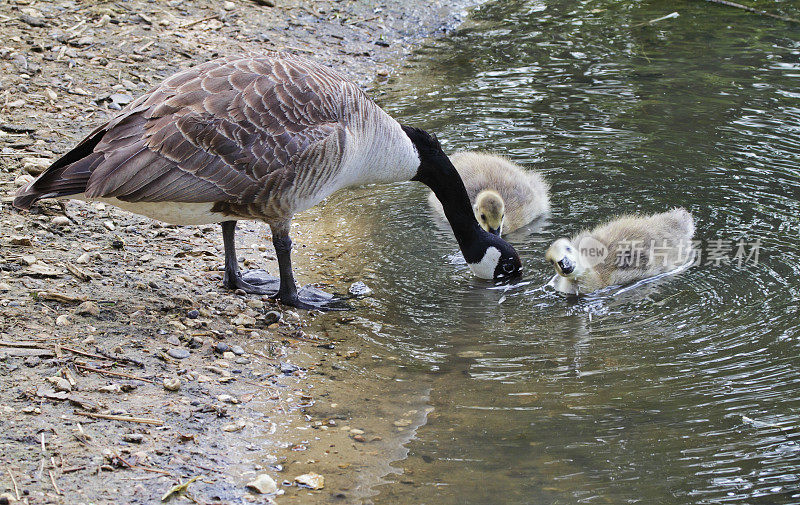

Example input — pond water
[296,1,800,503]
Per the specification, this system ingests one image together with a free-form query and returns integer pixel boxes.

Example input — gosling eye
[565,246,572,252]
[480,214,486,221]
[549,259,554,264]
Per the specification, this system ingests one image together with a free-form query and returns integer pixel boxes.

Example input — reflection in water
[295,0,800,503]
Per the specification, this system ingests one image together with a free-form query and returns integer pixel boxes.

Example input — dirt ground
[0,0,474,503]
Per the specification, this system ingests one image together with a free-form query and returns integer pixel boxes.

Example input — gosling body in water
[545,208,695,295]
[428,151,549,235]
[14,53,522,309]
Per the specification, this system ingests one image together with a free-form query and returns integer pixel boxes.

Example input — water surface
[298,1,800,503]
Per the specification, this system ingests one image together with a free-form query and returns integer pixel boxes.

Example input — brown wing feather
[17,53,356,212]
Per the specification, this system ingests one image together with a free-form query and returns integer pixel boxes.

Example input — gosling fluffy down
[545,208,695,295]
[428,152,550,235]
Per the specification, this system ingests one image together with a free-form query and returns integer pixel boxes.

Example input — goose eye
[502,262,515,273]
[565,246,572,252]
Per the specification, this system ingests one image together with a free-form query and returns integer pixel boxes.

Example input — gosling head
[545,238,582,279]
[474,190,505,236]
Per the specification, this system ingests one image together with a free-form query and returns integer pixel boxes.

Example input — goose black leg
[221,220,280,294]
[270,224,349,311]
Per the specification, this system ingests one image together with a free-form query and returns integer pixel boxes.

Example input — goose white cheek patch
[467,246,501,279]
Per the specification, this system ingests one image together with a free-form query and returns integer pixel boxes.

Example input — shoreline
[0,1,478,503]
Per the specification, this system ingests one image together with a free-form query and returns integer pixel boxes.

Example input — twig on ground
[75,411,165,426]
[113,452,172,476]
[91,347,145,368]
[49,469,62,495]
[75,364,156,383]
[6,466,21,501]
[62,346,116,362]
[0,340,44,348]
[179,14,219,29]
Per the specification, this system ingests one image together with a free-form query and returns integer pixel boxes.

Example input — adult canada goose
[545,208,695,295]
[427,151,549,236]
[14,53,522,309]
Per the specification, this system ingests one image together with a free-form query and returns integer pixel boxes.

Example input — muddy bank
[0,0,477,503]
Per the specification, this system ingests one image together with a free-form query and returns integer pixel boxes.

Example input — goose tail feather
[13,126,107,210]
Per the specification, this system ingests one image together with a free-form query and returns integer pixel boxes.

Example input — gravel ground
[0,0,475,503]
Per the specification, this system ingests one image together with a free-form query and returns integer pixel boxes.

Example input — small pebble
[108,93,133,106]
[295,472,324,490]
[186,309,200,319]
[76,301,100,317]
[163,377,181,391]
[167,336,181,346]
[232,313,256,326]
[264,311,281,325]
[214,342,231,354]
[122,433,144,443]
[9,236,32,246]
[222,419,246,432]
[279,362,300,374]
[1,492,18,504]
[46,376,72,392]
[218,394,240,404]
[230,345,245,355]
[168,348,190,359]
[246,474,277,494]
[103,220,115,231]
[51,216,71,227]
[55,314,71,326]
[348,281,372,297]
[223,1,236,10]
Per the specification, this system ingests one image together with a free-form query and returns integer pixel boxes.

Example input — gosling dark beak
[488,226,501,236]
[557,257,575,275]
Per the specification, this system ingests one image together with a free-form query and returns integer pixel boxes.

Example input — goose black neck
[403,125,486,263]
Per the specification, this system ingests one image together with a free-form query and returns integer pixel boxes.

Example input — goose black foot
[274,285,350,311]
[224,269,281,295]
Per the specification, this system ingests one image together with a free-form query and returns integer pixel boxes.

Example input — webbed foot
[275,285,351,311]
[224,269,281,295]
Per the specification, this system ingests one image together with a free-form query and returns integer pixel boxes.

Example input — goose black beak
[488,226,501,236]
[557,257,575,275]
